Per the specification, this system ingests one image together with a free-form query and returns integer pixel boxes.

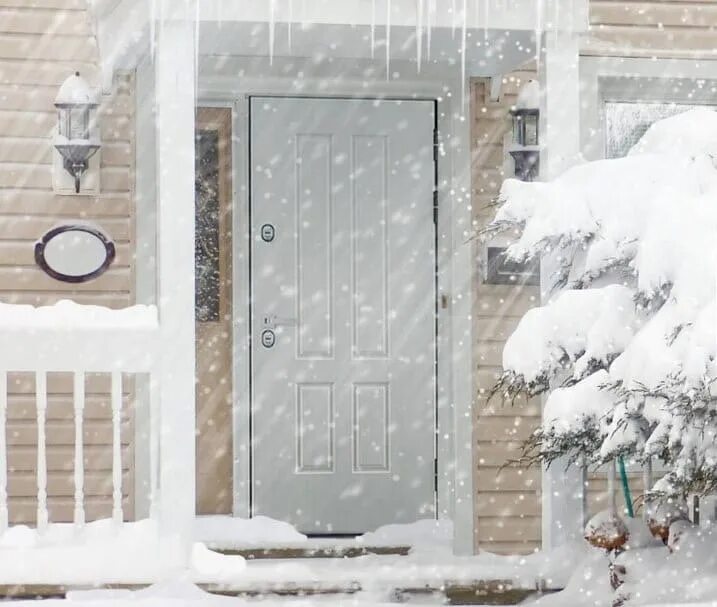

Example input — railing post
[0,371,7,533]
[154,0,197,567]
[111,372,123,524]
[36,371,48,532]
[73,372,85,528]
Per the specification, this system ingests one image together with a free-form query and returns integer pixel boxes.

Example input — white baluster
[149,373,160,521]
[36,371,48,532]
[111,372,123,524]
[0,371,8,533]
[73,372,85,528]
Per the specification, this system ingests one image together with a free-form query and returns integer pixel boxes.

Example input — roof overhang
[89,0,589,91]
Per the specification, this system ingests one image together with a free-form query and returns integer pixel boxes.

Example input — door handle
[263,314,298,330]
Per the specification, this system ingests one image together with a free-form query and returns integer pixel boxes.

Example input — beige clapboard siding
[0,191,131,217]
[9,498,132,525]
[0,2,137,525]
[478,516,541,544]
[0,0,86,9]
[0,60,98,87]
[0,8,92,35]
[0,34,97,62]
[471,68,543,555]
[585,0,717,58]
[0,84,134,114]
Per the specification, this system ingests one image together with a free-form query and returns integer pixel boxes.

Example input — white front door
[250,97,437,534]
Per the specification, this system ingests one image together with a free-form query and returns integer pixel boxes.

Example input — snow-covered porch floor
[0,518,574,604]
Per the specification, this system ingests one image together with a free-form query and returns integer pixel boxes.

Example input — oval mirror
[35,224,115,283]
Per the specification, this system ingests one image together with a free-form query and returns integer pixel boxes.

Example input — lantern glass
[69,107,89,140]
[524,114,539,146]
[512,115,522,145]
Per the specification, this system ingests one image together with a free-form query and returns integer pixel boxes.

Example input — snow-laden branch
[488,108,717,497]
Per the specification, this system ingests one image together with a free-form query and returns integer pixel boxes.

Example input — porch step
[0,582,560,605]
[216,545,410,559]
[203,580,556,605]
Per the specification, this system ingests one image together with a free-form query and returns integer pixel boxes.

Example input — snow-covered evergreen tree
[487,108,717,499]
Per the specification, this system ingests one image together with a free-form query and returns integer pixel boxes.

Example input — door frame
[196,68,475,553]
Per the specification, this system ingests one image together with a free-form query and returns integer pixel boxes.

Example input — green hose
[618,456,634,518]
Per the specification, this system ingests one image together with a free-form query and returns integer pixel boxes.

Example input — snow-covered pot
[646,499,689,543]
[667,519,697,553]
[585,510,629,552]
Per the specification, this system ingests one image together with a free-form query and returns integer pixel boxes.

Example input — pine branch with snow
[488,108,717,498]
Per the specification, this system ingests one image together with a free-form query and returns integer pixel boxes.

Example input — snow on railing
[0,301,159,538]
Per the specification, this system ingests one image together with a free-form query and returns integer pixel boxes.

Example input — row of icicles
[148,0,563,80]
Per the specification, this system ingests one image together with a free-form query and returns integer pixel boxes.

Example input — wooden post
[154,1,197,566]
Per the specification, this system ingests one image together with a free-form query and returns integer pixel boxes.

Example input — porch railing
[0,318,180,583]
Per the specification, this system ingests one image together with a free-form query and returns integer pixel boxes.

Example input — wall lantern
[509,80,540,182]
[54,72,101,194]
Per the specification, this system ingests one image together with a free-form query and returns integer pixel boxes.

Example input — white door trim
[197,68,474,554]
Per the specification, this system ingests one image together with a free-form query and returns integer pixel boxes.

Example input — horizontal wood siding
[471,69,542,555]
[585,1,717,58]
[0,0,136,523]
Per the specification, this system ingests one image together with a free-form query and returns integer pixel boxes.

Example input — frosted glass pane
[605,102,702,159]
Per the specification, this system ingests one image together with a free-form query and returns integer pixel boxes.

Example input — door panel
[250,97,436,534]
[195,108,233,515]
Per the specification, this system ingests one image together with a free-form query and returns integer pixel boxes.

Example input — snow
[195,516,307,549]
[55,72,99,106]
[516,79,540,109]
[0,519,243,585]
[0,299,158,329]
[357,519,452,551]
[503,285,637,386]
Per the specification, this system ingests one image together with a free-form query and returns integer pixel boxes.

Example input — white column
[154,2,197,564]
[539,24,585,550]
[451,76,476,556]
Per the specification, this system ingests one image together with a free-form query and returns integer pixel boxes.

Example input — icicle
[269,0,276,66]
[371,0,376,58]
[288,0,294,51]
[451,0,456,38]
[553,0,560,48]
[535,0,544,70]
[386,0,391,79]
[426,0,435,60]
[460,0,467,115]
[416,0,424,72]
[483,0,489,42]
[150,0,157,61]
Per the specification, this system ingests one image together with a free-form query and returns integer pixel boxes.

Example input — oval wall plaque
[35,224,115,283]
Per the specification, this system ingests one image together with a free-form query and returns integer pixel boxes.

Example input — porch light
[509,80,540,182]
[54,72,101,194]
